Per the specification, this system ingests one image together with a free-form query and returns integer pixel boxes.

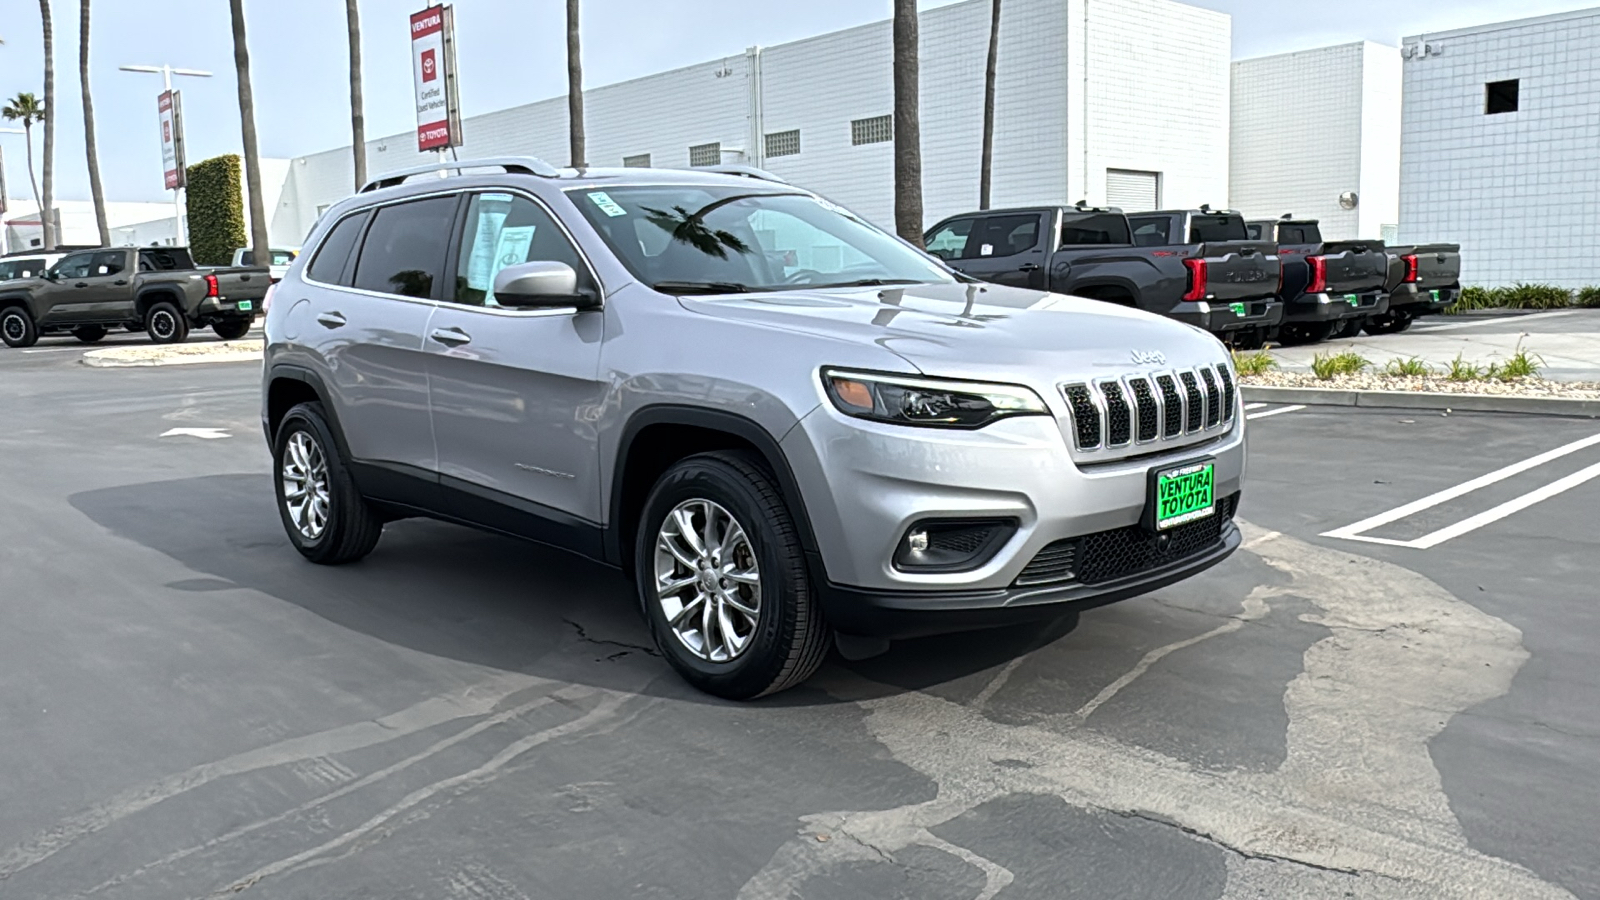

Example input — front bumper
[1388,285,1458,315]
[1167,299,1282,335]
[1283,290,1388,324]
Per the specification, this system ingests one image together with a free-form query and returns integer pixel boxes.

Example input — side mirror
[493,261,597,310]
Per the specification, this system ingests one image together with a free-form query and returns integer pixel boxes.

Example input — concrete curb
[1242,385,1600,418]
[82,341,264,369]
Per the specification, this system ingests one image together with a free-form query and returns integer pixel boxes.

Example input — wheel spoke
[657,573,699,594]
[661,533,699,569]
[722,568,760,586]
[700,593,717,657]
[716,604,744,656]
[668,592,706,628]
[674,508,707,556]
[721,590,759,619]
[716,520,746,558]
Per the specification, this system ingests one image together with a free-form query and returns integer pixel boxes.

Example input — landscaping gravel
[1243,371,1600,399]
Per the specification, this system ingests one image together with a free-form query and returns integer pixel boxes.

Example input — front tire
[1363,311,1414,335]
[1,307,38,348]
[636,451,831,700]
[273,401,383,565]
[73,324,108,344]
[146,301,190,344]
[212,318,253,341]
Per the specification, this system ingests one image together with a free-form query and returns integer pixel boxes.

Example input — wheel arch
[135,287,187,320]
[265,364,352,460]
[1069,281,1140,307]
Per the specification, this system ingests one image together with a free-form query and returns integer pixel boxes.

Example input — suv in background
[0,253,64,282]
[263,158,1247,699]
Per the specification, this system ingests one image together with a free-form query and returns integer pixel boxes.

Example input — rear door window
[1129,217,1171,247]
[1189,215,1247,243]
[91,251,126,277]
[973,214,1041,258]
[1059,214,1130,246]
[307,212,370,286]
[353,196,459,299]
[924,218,977,261]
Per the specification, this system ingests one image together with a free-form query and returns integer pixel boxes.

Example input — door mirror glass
[492,261,592,309]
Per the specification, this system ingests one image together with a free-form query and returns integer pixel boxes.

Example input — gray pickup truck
[1246,218,1391,344]
[0,246,270,348]
[1366,243,1463,335]
[925,206,1283,349]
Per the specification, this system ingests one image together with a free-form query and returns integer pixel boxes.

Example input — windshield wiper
[650,280,755,295]
[802,278,927,289]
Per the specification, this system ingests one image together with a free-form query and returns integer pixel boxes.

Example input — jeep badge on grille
[1131,350,1167,366]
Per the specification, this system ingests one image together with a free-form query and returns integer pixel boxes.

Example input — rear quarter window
[1059,214,1130,246]
[1189,215,1248,243]
[307,212,371,286]
[1129,217,1171,247]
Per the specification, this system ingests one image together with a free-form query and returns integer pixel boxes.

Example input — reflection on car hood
[678,282,1228,381]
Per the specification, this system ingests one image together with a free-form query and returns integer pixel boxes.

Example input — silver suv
[262,158,1246,699]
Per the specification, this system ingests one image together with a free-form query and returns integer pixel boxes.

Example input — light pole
[119,63,212,246]
[0,126,24,256]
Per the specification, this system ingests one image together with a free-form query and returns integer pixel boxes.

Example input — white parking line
[1246,405,1306,421]
[18,347,83,354]
[1324,431,1600,548]
[1244,402,1270,411]
[1410,310,1577,333]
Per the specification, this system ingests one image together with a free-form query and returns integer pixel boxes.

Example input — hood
[678,282,1229,384]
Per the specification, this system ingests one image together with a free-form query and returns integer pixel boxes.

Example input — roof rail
[697,164,788,185]
[360,156,561,193]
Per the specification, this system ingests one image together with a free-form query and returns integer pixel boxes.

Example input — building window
[689,143,722,167]
[1486,79,1519,115]
[765,129,801,158]
[851,115,893,146]
[623,153,652,168]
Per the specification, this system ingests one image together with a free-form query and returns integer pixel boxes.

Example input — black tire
[636,451,831,700]
[1333,317,1364,339]
[124,323,143,333]
[1362,311,1414,336]
[1278,321,1336,346]
[73,324,108,344]
[212,318,253,341]
[145,301,190,344]
[272,401,383,565]
[1229,329,1266,351]
[1,306,38,349]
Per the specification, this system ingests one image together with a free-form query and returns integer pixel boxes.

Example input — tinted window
[53,252,98,279]
[353,197,458,298]
[1129,217,1171,247]
[1246,223,1265,241]
[0,258,47,280]
[1060,214,1131,245]
[974,214,1041,258]
[453,193,590,306]
[308,212,371,286]
[138,248,192,271]
[1278,224,1321,244]
[925,218,976,261]
[1189,215,1247,243]
[91,251,126,277]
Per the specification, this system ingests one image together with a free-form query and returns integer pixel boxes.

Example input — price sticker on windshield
[587,192,628,218]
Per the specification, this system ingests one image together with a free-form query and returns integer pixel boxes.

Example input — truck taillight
[204,273,220,298]
[263,281,277,313]
[1182,258,1208,301]
[1307,256,1327,294]
[1403,254,1419,284]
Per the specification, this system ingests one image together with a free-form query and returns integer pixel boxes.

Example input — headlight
[822,369,1049,429]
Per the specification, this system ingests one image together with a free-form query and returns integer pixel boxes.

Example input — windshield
[566,185,954,293]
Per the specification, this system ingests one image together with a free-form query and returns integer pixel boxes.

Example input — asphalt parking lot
[2,349,1598,899]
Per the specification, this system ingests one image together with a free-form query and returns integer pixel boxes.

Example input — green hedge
[185,155,246,266]
[1579,286,1600,309]
[1449,283,1597,313]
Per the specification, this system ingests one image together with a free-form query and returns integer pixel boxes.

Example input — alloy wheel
[2,313,24,342]
[653,498,762,663]
[281,431,332,541]
[151,310,177,340]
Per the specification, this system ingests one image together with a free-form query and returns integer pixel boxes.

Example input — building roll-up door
[1106,169,1160,212]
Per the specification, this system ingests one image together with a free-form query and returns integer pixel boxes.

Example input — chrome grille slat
[1100,379,1133,447]
[1154,374,1184,438]
[1063,365,1237,458]
[1178,371,1204,433]
[1199,367,1222,429]
[1127,377,1159,443]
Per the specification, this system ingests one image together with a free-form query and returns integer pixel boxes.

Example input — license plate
[1345,294,1360,306]
[1152,461,1216,531]
[1229,302,1247,317]
[236,300,254,311]
[1429,290,1441,301]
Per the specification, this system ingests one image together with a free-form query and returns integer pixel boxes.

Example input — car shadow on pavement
[69,474,1077,706]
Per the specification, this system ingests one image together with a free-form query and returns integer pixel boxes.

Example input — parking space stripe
[1407,460,1600,549]
[1245,402,1270,411]
[1324,430,1600,547]
[1410,310,1577,333]
[1246,405,1306,421]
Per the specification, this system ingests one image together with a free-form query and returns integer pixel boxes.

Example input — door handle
[316,312,347,328]
[1018,264,1041,273]
[75,282,89,288]
[114,279,128,286]
[429,327,472,346]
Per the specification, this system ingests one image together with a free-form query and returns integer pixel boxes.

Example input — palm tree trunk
[228,0,270,262]
[79,0,109,246]
[39,0,57,250]
[892,0,923,247]
[566,0,586,168]
[346,0,366,190]
[979,0,1001,211]
[23,124,43,228]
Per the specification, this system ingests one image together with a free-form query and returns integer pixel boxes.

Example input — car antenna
[1199,203,1212,213]
[1075,199,1088,210]
[1280,212,1294,220]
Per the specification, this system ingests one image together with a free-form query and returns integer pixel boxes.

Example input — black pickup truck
[924,206,1283,347]
[1364,243,1463,334]
[0,246,270,349]
[1245,218,1391,344]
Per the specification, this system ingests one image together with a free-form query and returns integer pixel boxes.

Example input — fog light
[894,518,1019,573]
[907,529,929,552]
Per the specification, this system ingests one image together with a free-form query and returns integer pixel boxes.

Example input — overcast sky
[0,0,1592,206]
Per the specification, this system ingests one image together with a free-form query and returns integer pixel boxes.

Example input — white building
[2,200,178,254]
[1399,7,1600,288]
[1230,42,1402,241]
[274,0,1233,245]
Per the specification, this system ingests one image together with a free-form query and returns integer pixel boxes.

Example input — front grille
[1065,364,1236,456]
[1014,494,1239,588]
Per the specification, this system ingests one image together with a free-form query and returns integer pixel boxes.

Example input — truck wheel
[1333,317,1364,339]
[212,318,252,341]
[145,301,190,344]
[1278,322,1335,346]
[72,325,108,344]
[636,451,831,700]
[1,307,38,349]
[273,401,383,565]
[1363,312,1413,336]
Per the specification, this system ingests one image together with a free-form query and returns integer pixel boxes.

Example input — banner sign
[159,90,187,190]
[411,5,463,151]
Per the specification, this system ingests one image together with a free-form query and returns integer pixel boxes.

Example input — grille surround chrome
[1061,363,1238,455]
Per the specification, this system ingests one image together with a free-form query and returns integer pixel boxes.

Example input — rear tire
[272,401,383,565]
[145,301,190,344]
[73,325,108,344]
[636,451,831,700]
[1230,329,1267,351]
[1,307,38,348]
[212,318,253,341]
[1278,321,1335,346]
[1333,317,1364,339]
[1363,311,1414,335]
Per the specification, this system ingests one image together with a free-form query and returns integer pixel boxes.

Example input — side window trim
[438,186,605,312]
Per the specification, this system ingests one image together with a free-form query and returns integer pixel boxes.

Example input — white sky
[0,0,1593,204]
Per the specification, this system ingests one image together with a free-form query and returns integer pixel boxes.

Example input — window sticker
[979,243,995,257]
[466,194,514,293]
[588,191,628,217]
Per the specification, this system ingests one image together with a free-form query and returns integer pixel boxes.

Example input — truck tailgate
[1195,241,1280,302]
[1319,241,1389,295]
[212,267,273,302]
[1408,244,1462,290]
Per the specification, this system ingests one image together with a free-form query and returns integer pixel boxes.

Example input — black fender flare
[263,364,353,459]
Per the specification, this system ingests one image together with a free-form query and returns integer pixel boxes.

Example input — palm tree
[79,0,109,245]
[345,0,366,190]
[228,0,270,264]
[566,0,586,168]
[2,92,45,225]
[892,0,923,247]
[979,0,1001,210]
[38,0,57,250]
